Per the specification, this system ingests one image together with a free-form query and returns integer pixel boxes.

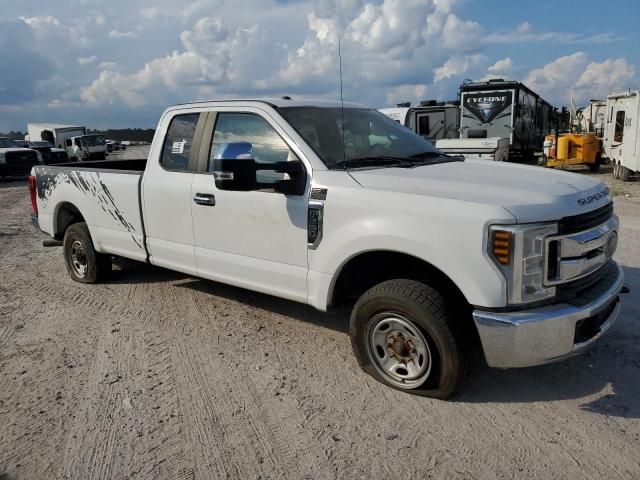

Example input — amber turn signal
[491,230,512,266]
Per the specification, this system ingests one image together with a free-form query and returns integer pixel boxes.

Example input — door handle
[193,193,216,206]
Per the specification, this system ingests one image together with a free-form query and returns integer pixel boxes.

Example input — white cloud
[574,58,635,100]
[524,52,636,105]
[98,61,119,70]
[0,0,636,131]
[525,52,589,98]
[488,57,512,74]
[487,22,620,45]
[109,30,136,39]
[385,84,429,106]
[78,55,97,65]
[81,52,204,106]
[22,15,90,48]
[434,54,487,82]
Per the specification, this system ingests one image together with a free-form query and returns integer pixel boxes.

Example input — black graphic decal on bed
[35,167,143,249]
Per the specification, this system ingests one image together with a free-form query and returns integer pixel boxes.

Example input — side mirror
[211,142,257,191]
[272,160,306,195]
[211,142,307,195]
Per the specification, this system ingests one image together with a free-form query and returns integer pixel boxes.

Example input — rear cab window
[160,113,200,171]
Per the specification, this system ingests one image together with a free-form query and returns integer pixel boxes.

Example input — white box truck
[27,123,107,161]
[604,91,639,181]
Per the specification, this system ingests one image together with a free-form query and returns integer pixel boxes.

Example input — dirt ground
[1,149,639,479]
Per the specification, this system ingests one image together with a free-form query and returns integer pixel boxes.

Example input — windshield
[83,135,106,146]
[0,138,19,148]
[279,107,453,169]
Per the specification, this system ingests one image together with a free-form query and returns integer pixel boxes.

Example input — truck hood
[0,148,36,154]
[349,159,611,223]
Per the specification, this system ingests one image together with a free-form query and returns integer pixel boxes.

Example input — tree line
[87,128,156,142]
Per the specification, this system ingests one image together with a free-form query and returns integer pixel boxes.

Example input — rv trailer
[579,100,608,138]
[379,100,460,143]
[604,90,639,181]
[459,79,554,161]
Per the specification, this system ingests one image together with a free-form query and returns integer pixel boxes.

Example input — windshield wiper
[335,156,417,169]
[409,151,464,164]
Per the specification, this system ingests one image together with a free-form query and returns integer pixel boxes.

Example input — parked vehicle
[579,100,608,139]
[29,98,624,398]
[379,101,460,143]
[459,79,554,161]
[435,137,509,162]
[27,124,107,161]
[544,133,602,172]
[0,137,41,177]
[604,91,639,181]
[25,141,70,165]
[66,134,107,161]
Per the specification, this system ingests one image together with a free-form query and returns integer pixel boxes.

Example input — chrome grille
[545,215,618,286]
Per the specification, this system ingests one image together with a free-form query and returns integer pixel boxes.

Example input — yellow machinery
[544,133,602,172]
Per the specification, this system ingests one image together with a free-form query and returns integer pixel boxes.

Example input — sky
[0,0,638,131]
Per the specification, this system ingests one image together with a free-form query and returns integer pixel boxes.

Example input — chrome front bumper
[473,263,624,368]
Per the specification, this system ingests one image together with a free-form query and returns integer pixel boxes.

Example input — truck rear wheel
[350,279,468,399]
[63,222,111,283]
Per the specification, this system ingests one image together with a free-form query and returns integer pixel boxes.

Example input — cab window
[160,113,200,171]
[209,113,293,184]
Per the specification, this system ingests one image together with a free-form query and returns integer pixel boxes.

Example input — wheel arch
[329,249,470,308]
[53,201,87,240]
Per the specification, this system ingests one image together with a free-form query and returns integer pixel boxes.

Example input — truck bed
[33,158,148,262]
[56,158,147,172]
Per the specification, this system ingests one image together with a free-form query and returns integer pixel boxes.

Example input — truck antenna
[339,35,346,163]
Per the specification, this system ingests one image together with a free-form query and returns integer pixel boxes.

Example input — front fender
[307,186,513,310]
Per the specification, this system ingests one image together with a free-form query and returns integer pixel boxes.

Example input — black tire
[63,222,111,283]
[620,165,631,182]
[589,153,601,173]
[350,279,468,399]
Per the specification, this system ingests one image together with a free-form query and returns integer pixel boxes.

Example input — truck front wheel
[350,279,468,399]
[63,222,111,283]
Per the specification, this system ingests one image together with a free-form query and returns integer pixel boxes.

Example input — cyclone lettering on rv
[463,91,513,124]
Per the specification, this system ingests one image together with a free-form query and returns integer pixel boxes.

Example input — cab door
[190,108,310,302]
[142,111,207,276]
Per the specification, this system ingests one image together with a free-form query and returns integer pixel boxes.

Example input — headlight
[489,223,558,305]
[0,152,5,164]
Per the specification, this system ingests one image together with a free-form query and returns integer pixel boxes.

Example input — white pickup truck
[29,98,624,398]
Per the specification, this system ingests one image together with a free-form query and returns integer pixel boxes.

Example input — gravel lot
[1,148,639,479]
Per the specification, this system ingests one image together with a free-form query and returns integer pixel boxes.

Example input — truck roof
[172,97,367,110]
